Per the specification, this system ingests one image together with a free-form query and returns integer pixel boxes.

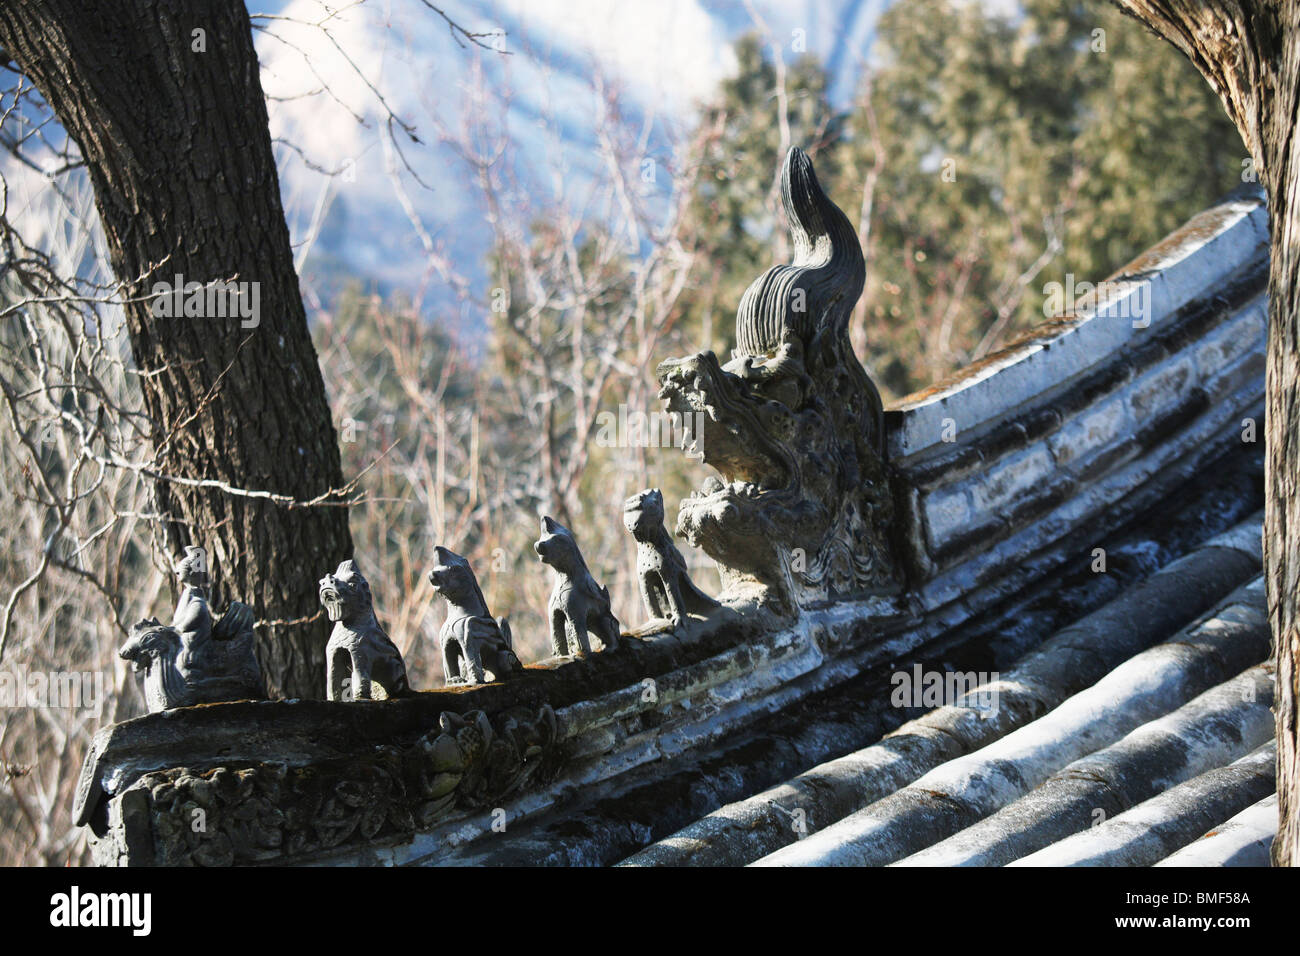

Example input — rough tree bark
[1110,0,1300,865]
[0,0,353,698]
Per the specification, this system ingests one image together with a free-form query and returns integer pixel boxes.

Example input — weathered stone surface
[1153,794,1277,867]
[902,272,1266,582]
[623,516,1262,867]
[75,602,772,838]
[756,579,1271,867]
[1047,396,1131,469]
[1193,298,1267,380]
[893,665,1276,867]
[324,443,1265,867]
[968,443,1055,514]
[1010,742,1275,866]
[93,703,559,866]
[888,187,1267,463]
[1127,354,1198,424]
[923,487,974,553]
[916,393,1263,611]
[656,147,897,612]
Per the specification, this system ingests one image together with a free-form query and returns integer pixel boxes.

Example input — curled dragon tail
[734,146,865,359]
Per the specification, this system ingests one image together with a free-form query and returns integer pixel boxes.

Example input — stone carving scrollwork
[131,704,561,865]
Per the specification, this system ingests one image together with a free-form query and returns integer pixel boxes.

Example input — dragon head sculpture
[657,147,898,613]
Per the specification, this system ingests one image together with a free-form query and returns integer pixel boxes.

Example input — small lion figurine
[428,546,522,685]
[319,559,409,701]
[535,516,620,657]
[624,489,718,627]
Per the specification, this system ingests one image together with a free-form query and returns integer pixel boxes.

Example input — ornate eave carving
[98,704,560,866]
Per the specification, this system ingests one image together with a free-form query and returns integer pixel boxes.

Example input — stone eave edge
[886,185,1269,463]
[81,379,1255,864]
[75,591,914,831]
[79,590,938,864]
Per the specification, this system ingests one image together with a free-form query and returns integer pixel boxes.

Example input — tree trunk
[0,0,352,698]
[1110,0,1300,865]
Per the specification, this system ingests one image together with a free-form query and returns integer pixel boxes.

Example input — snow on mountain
[257,0,888,345]
[0,2,888,347]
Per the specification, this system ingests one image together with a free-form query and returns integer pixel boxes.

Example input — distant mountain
[258,0,889,346]
[0,1,888,348]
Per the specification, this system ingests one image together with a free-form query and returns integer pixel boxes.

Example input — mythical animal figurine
[319,559,409,701]
[623,489,718,627]
[535,516,621,657]
[656,147,899,612]
[119,545,262,712]
[428,546,522,685]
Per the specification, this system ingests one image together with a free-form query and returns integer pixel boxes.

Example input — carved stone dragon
[657,147,898,613]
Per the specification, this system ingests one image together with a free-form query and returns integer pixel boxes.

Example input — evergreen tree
[841,0,1244,397]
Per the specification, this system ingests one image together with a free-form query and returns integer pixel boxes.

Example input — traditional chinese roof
[77,170,1273,868]
[437,185,1276,868]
